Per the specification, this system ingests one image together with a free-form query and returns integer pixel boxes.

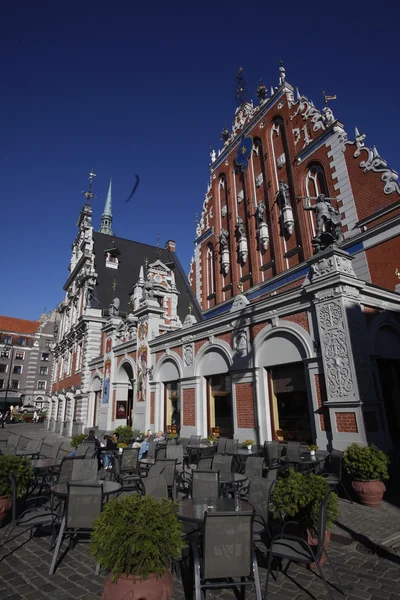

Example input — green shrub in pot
[71,433,87,449]
[90,494,184,584]
[343,443,389,507]
[113,425,133,445]
[0,455,33,499]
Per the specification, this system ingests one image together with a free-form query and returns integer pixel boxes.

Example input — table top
[226,448,262,456]
[31,458,62,470]
[178,497,253,523]
[281,453,326,465]
[186,443,211,450]
[219,473,247,485]
[51,480,121,498]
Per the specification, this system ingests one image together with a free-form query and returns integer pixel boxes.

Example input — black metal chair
[71,458,98,481]
[212,454,233,473]
[239,457,265,491]
[216,437,227,454]
[196,457,214,471]
[191,511,262,600]
[189,435,201,445]
[16,439,43,458]
[264,491,344,600]
[113,458,141,493]
[321,449,353,503]
[0,473,58,549]
[246,476,275,540]
[154,458,178,499]
[166,443,183,464]
[191,470,219,499]
[141,474,169,500]
[39,441,63,460]
[225,439,239,454]
[49,482,104,575]
[264,441,280,468]
[120,447,139,474]
[283,441,301,460]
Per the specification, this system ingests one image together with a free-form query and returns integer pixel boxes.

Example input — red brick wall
[335,412,358,433]
[194,340,207,355]
[183,388,195,426]
[216,332,231,345]
[314,374,330,432]
[250,321,268,340]
[236,382,255,429]
[171,345,182,358]
[150,392,155,424]
[366,237,400,290]
[281,312,310,334]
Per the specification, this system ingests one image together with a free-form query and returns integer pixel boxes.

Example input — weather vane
[82,169,97,202]
[235,67,248,105]
[112,278,117,295]
[144,257,149,274]
[156,233,161,257]
[323,91,337,105]
[237,281,244,294]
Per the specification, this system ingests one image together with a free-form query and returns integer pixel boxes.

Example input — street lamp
[0,342,14,412]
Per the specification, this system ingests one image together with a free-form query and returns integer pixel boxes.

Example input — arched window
[305,164,329,237]
[206,244,216,304]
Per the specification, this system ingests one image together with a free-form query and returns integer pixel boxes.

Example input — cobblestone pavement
[1,425,400,599]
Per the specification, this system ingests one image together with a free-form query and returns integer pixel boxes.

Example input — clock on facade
[235,135,253,172]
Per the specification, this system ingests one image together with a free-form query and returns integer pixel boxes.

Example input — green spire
[99,177,114,235]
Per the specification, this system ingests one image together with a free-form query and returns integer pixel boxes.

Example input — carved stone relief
[183,344,193,366]
[233,329,248,357]
[255,173,264,187]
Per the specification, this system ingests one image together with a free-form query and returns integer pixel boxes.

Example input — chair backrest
[315,491,332,558]
[265,466,279,484]
[42,441,63,460]
[248,476,275,528]
[76,443,93,457]
[121,448,139,472]
[147,463,165,478]
[263,441,280,465]
[197,457,213,471]
[166,444,183,463]
[329,449,343,479]
[225,439,239,454]
[7,434,20,449]
[189,435,201,446]
[166,437,177,445]
[147,440,158,459]
[143,474,168,500]
[179,438,190,450]
[203,512,254,579]
[192,470,219,498]
[217,438,227,454]
[245,457,264,480]
[284,441,301,460]
[57,456,75,484]
[212,454,233,473]
[155,459,177,487]
[25,439,43,454]
[66,483,104,529]
[72,458,98,481]
[156,446,167,459]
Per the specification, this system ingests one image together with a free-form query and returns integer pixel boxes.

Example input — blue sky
[1,1,399,320]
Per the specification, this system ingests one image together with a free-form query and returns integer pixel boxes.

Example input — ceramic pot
[0,495,12,524]
[101,570,173,600]
[351,480,386,507]
[247,445,252,451]
[310,450,316,456]
[306,528,331,569]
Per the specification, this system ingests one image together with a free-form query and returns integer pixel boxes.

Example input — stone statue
[235,217,246,240]
[210,149,216,163]
[109,297,120,317]
[235,217,248,263]
[256,202,266,223]
[304,194,343,253]
[220,228,229,250]
[278,180,290,208]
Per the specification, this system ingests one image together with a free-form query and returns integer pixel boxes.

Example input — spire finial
[112,278,117,297]
[237,281,244,294]
[235,67,248,105]
[323,91,337,105]
[188,303,193,314]
[156,233,161,257]
[82,169,97,202]
[99,177,114,235]
[278,60,286,86]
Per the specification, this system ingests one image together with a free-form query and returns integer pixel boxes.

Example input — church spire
[99,178,114,236]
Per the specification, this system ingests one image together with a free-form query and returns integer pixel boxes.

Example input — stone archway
[115,360,135,426]
[157,357,182,433]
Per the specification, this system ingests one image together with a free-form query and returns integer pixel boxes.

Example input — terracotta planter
[306,528,331,569]
[351,480,386,507]
[0,495,12,524]
[101,569,173,600]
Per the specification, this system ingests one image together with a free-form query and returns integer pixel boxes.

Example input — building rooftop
[0,316,39,335]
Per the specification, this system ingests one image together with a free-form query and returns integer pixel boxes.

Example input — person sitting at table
[102,434,117,469]
[138,430,164,459]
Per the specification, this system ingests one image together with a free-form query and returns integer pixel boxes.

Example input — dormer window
[104,245,121,270]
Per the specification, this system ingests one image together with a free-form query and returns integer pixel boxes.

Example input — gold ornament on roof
[395,268,400,281]
[237,281,244,294]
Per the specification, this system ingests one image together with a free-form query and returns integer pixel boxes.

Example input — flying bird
[124,175,140,203]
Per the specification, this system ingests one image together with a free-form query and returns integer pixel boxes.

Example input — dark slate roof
[91,232,203,322]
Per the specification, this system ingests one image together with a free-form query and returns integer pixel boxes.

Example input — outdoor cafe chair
[189,434,201,445]
[283,441,302,461]
[166,443,184,465]
[212,454,232,473]
[246,476,275,541]
[71,458,98,481]
[16,439,43,458]
[0,473,58,550]
[49,482,104,575]
[75,442,95,458]
[154,458,178,499]
[191,511,262,600]
[191,470,219,499]
[264,491,343,600]
[239,456,265,490]
[216,437,227,454]
[225,439,239,454]
[196,456,213,471]
[120,447,139,474]
[40,441,63,460]
[264,440,280,467]
[321,449,353,503]
[141,473,169,500]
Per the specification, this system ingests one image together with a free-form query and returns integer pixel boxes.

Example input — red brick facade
[281,312,310,334]
[314,374,330,432]
[171,345,182,358]
[183,388,195,426]
[194,340,207,355]
[235,382,255,429]
[366,237,400,290]
[150,391,155,424]
[336,412,358,433]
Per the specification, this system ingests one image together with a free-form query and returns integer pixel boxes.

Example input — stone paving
[1,423,400,599]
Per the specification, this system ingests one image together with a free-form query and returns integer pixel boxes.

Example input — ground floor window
[377,358,400,443]
[164,381,180,433]
[268,363,312,443]
[206,374,233,438]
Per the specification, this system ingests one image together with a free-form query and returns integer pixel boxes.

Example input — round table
[31,458,62,470]
[219,473,247,485]
[281,453,326,470]
[178,497,253,523]
[51,480,121,498]
[226,448,262,457]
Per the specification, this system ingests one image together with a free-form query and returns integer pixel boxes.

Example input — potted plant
[0,455,33,523]
[117,442,128,454]
[91,494,184,600]
[207,435,217,446]
[71,433,87,449]
[271,469,339,567]
[343,443,389,507]
[243,439,255,450]
[114,425,133,445]
[307,444,319,457]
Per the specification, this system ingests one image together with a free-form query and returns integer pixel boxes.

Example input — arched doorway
[116,361,135,426]
[374,324,400,444]
[256,327,314,443]
[157,359,181,434]
[196,347,233,438]
[92,377,102,427]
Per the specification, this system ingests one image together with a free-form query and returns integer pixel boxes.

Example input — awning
[0,393,22,407]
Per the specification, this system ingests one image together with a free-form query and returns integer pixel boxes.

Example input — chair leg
[264,551,274,600]
[252,552,262,600]
[340,480,353,504]
[49,517,66,576]
[323,548,344,595]
[240,576,246,600]
[314,558,335,600]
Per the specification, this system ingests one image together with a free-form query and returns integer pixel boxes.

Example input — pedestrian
[33,410,38,423]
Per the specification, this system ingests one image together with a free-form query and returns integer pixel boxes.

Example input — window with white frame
[15,351,25,360]
[3,336,12,345]
[67,351,72,376]
[76,343,82,372]
[41,352,50,361]
[0,364,7,373]
[0,379,4,389]
[18,337,26,346]
[39,366,48,375]
[37,380,47,390]
[13,365,22,374]
[11,380,20,390]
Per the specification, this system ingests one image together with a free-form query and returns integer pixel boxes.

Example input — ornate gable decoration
[290,93,335,150]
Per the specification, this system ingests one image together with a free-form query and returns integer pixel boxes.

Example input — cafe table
[178,497,253,524]
[31,458,62,470]
[280,452,327,472]
[50,480,121,499]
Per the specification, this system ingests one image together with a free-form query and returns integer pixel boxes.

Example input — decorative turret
[99,178,114,236]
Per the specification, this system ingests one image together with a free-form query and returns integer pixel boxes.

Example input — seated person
[138,430,164,459]
[102,434,117,469]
